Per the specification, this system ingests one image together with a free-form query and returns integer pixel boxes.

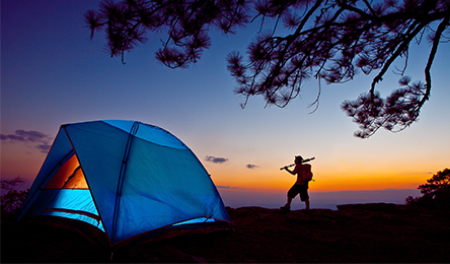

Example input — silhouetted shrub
[1,177,29,221]
[406,168,450,209]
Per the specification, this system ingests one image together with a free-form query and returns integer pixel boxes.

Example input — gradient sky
[2,0,449,207]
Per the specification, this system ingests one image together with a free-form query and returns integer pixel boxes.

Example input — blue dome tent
[17,120,231,245]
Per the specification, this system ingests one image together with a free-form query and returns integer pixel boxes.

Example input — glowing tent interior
[17,120,231,245]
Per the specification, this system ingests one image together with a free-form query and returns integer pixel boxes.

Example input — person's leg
[286,197,292,207]
[299,186,310,210]
[281,196,292,210]
[282,186,296,211]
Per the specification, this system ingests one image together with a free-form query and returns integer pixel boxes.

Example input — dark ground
[2,203,450,263]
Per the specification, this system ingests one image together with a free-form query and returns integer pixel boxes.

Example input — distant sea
[217,188,422,210]
[2,182,421,211]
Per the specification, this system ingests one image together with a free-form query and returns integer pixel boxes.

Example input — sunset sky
[2,0,449,208]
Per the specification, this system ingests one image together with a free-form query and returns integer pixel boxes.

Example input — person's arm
[284,167,295,175]
[284,165,299,175]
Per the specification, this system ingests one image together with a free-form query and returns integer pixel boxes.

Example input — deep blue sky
[2,0,449,207]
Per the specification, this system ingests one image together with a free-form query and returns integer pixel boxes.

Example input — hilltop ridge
[2,203,450,263]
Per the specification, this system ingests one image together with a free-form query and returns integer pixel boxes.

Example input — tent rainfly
[17,120,231,245]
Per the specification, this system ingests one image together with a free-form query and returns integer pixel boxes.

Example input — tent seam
[62,125,110,246]
[111,121,140,243]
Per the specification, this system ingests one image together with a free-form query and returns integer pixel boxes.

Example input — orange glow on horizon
[3,141,443,195]
[210,165,436,193]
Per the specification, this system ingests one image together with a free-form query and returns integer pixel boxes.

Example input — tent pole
[111,121,140,242]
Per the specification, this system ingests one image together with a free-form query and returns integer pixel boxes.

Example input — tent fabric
[44,155,87,189]
[42,189,104,231]
[18,120,230,245]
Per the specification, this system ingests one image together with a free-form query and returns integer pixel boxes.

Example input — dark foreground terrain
[2,203,450,263]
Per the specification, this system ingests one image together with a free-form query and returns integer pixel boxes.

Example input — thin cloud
[0,134,25,141]
[16,130,49,142]
[1,130,51,154]
[36,143,52,153]
[217,186,241,189]
[205,156,229,164]
[246,164,259,169]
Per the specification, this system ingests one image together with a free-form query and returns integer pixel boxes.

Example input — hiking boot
[280,205,291,212]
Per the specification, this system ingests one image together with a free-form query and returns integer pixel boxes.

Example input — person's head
[295,155,303,164]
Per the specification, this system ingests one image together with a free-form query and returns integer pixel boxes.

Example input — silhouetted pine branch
[85,0,450,138]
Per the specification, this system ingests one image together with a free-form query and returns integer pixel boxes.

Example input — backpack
[302,164,313,182]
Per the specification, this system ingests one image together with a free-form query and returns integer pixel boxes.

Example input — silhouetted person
[281,156,310,211]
